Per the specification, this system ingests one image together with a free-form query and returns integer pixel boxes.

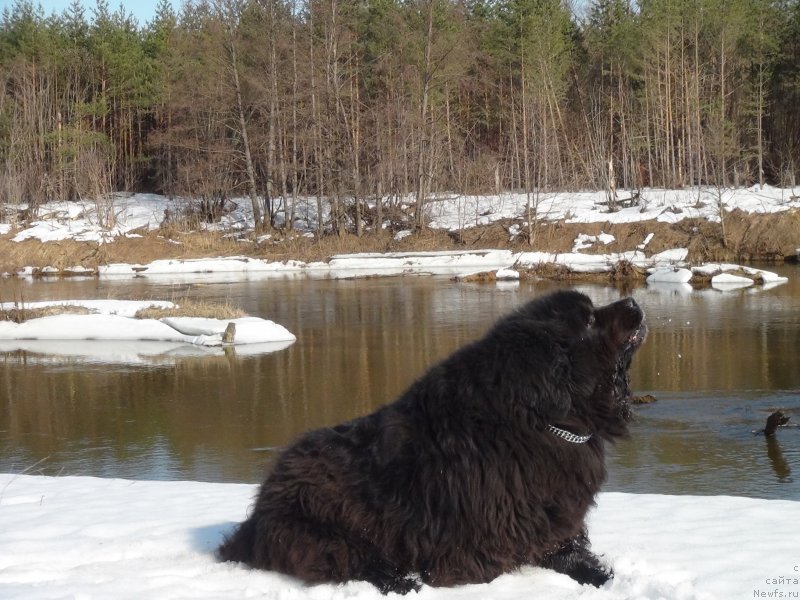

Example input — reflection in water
[1,265,799,498]
[606,391,800,497]
[766,437,791,481]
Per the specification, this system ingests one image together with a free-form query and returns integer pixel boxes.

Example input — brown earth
[1,209,798,278]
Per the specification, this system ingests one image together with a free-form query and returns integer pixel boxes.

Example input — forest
[1,0,800,233]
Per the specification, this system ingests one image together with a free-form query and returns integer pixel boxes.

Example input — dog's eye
[587,314,595,327]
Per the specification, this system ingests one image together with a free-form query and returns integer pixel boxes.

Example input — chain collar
[547,424,592,444]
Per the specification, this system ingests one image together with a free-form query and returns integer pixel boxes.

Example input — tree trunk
[227,22,263,229]
[415,0,434,229]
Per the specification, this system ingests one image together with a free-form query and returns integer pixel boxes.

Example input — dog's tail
[217,517,258,565]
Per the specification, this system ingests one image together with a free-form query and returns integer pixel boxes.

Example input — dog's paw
[572,563,613,588]
[540,533,613,588]
[384,573,422,595]
[365,567,421,595]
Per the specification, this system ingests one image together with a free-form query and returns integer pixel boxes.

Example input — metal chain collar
[547,424,593,444]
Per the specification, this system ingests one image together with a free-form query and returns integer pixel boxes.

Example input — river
[1,265,799,499]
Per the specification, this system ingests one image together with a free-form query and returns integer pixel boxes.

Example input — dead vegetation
[0,209,798,279]
[0,304,93,323]
[0,298,247,323]
[133,299,247,320]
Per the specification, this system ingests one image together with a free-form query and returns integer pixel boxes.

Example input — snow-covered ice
[0,299,296,358]
[711,273,756,290]
[647,267,694,284]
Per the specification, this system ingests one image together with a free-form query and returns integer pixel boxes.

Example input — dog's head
[508,291,646,434]
[589,296,647,424]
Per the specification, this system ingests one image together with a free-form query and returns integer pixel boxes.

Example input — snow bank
[0,474,797,599]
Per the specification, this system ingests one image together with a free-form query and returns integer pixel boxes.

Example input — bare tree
[215,0,264,229]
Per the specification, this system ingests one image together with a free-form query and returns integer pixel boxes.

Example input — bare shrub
[78,148,115,228]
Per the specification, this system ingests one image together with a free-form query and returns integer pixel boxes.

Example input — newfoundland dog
[218,290,646,593]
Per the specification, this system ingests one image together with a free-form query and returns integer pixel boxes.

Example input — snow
[692,263,744,276]
[99,257,308,277]
[711,273,755,290]
[637,232,655,250]
[495,268,520,281]
[326,250,518,277]
[572,232,615,252]
[743,266,789,283]
[516,250,652,274]
[0,474,797,600]
[650,248,690,264]
[161,316,294,346]
[423,186,800,229]
[646,267,693,284]
[4,187,794,244]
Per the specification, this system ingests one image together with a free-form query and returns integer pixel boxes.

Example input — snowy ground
[0,474,797,600]
[3,187,797,285]
[4,186,800,245]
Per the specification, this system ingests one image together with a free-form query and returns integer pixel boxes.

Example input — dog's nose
[612,297,638,312]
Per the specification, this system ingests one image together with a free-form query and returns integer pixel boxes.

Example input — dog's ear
[520,355,573,421]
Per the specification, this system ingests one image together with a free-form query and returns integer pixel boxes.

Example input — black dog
[218,290,647,593]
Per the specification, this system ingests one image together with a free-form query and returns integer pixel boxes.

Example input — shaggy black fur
[218,290,647,593]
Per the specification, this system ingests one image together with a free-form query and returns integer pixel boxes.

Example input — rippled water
[1,265,799,499]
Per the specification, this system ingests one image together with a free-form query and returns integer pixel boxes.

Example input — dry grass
[134,298,247,320]
[454,271,498,283]
[1,209,798,278]
[0,299,247,323]
[519,263,589,281]
[609,259,648,282]
[0,304,93,323]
